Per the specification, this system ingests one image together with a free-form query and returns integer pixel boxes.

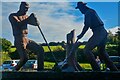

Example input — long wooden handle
[37,25,58,64]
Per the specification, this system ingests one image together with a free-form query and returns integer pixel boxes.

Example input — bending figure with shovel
[75,1,118,71]
[9,2,44,71]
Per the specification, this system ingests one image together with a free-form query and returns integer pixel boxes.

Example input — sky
[0,1,119,45]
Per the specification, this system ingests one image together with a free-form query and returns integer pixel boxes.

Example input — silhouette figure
[9,2,44,71]
[96,56,101,67]
[75,1,118,71]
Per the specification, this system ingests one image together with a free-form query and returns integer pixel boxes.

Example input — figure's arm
[77,25,89,39]
[9,14,28,27]
[9,13,39,27]
[77,12,91,39]
[27,13,40,26]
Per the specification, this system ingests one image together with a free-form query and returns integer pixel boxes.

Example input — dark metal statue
[75,1,118,71]
[9,2,44,71]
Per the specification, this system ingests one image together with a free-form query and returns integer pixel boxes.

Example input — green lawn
[79,45,85,49]
[10,46,64,53]
[44,61,91,69]
[44,61,55,69]
[10,45,85,53]
[42,46,64,52]
[44,61,92,70]
[44,62,106,71]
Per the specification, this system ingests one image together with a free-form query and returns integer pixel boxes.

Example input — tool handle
[37,25,58,64]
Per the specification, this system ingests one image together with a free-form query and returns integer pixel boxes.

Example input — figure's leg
[14,42,28,71]
[26,40,44,71]
[74,59,84,71]
[98,44,118,71]
[84,36,101,71]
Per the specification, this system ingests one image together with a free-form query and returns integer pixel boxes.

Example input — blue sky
[1,1,119,45]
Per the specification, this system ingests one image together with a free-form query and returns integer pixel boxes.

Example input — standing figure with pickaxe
[75,1,118,71]
[9,2,44,71]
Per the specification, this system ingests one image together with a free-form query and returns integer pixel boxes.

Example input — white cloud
[2,2,118,45]
[3,2,84,44]
[27,2,86,43]
[107,26,119,35]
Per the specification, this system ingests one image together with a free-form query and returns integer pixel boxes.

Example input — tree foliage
[116,28,120,56]
[107,28,119,56]
[107,30,118,44]
[0,38,12,52]
[8,50,20,59]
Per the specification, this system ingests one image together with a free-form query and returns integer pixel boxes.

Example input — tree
[0,38,2,52]
[116,28,120,56]
[8,50,20,59]
[106,27,120,56]
[0,38,12,53]
[107,30,114,44]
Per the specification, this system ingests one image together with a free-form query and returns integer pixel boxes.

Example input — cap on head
[20,2,30,8]
[75,1,87,9]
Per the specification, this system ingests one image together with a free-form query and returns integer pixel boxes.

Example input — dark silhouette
[9,2,44,71]
[75,1,118,71]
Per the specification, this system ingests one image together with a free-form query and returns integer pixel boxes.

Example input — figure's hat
[75,1,87,9]
[20,2,30,8]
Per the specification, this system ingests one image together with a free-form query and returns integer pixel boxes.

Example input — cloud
[3,2,84,44]
[2,2,118,45]
[27,2,86,43]
[107,26,118,35]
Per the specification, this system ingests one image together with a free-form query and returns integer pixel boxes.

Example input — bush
[8,50,20,59]
[106,45,118,56]
[0,52,11,65]
[76,48,99,63]
[76,49,87,63]
[44,50,66,62]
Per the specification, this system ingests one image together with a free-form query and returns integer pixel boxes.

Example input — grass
[44,61,55,69]
[10,44,117,52]
[10,45,85,53]
[10,46,64,53]
[80,63,92,70]
[44,62,105,71]
[79,45,85,49]
[44,61,92,70]
[42,46,64,52]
